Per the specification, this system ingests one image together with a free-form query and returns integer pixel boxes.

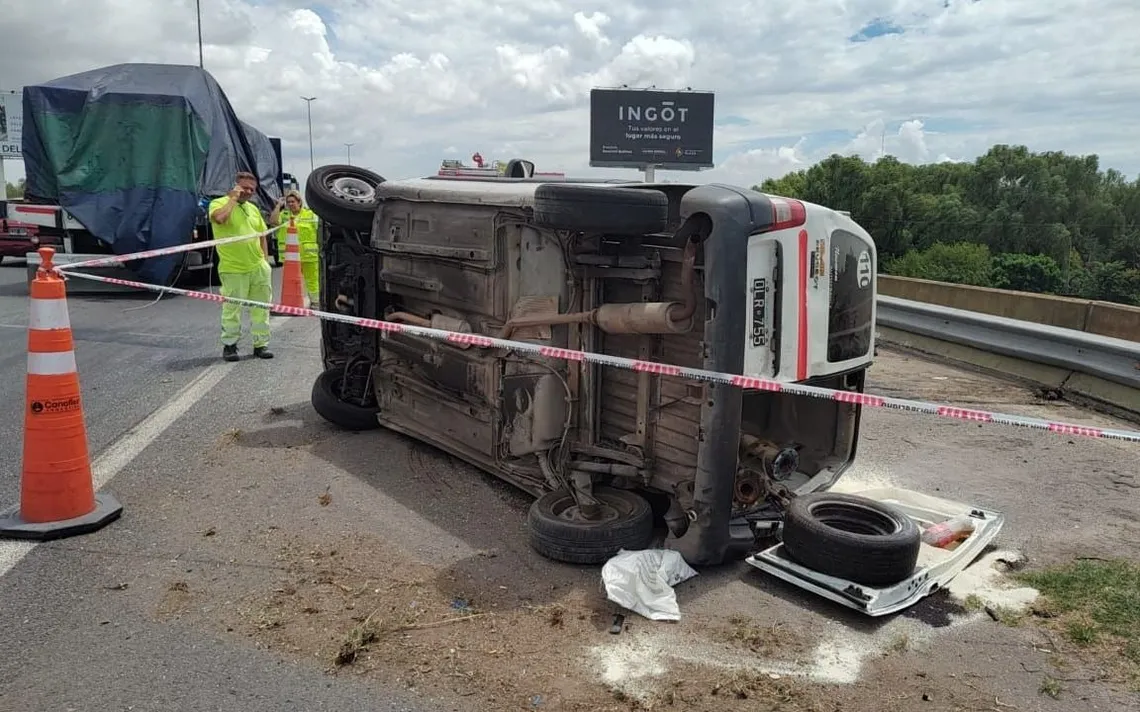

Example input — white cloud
[573,11,611,50]
[1,0,1138,193]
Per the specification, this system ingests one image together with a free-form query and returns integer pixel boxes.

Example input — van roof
[374,174,845,222]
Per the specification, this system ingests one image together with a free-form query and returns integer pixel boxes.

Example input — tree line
[756,146,1140,306]
[6,179,25,199]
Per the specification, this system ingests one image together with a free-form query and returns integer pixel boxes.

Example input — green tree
[991,253,1064,293]
[5,179,24,199]
[886,242,994,287]
[750,144,1140,305]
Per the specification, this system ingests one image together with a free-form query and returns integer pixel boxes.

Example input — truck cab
[308,169,878,567]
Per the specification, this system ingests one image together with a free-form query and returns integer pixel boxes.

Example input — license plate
[8,228,27,236]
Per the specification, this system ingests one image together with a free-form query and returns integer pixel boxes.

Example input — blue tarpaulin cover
[21,63,281,283]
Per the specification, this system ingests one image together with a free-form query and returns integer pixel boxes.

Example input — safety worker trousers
[219,260,273,348]
[301,258,320,307]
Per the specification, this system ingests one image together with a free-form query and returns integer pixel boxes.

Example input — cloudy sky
[2,0,1138,189]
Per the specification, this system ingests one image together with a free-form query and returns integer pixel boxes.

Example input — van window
[827,229,874,363]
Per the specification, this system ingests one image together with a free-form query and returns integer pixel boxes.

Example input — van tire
[528,487,654,565]
[305,164,385,233]
[780,492,920,587]
[533,184,669,234]
[311,367,380,431]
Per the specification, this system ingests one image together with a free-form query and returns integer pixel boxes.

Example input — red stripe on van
[796,229,809,381]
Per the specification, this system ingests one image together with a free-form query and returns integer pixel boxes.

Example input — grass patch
[1039,675,1064,699]
[1016,558,1140,684]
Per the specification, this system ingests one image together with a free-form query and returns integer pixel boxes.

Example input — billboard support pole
[643,164,656,183]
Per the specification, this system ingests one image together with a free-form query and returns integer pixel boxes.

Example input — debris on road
[601,549,698,621]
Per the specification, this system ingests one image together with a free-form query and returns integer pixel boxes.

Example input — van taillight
[770,197,806,230]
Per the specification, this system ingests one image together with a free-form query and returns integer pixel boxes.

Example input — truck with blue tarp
[0,62,295,286]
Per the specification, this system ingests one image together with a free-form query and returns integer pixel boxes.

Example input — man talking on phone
[209,171,274,362]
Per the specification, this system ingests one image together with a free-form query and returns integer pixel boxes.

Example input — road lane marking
[0,316,285,579]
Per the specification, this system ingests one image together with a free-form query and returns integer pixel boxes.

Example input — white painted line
[0,315,289,579]
[88,364,232,490]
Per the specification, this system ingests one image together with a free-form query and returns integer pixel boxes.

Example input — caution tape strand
[55,267,1140,445]
[54,224,288,272]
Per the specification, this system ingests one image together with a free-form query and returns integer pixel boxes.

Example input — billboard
[0,91,21,159]
[589,88,715,170]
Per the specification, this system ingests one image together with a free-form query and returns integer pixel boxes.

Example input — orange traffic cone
[279,217,307,311]
[0,247,122,541]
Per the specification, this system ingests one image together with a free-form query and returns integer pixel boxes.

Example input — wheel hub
[330,176,375,204]
[557,502,622,524]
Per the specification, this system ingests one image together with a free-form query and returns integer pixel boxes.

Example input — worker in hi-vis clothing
[209,171,274,362]
[270,190,321,307]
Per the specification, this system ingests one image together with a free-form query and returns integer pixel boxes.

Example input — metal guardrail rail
[875,296,1140,391]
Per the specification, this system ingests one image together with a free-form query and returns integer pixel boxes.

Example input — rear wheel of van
[780,492,920,587]
[311,366,380,431]
[527,486,654,565]
[533,184,669,234]
[305,164,385,233]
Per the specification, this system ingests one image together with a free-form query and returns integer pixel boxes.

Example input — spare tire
[533,184,668,234]
[305,164,386,232]
[780,492,920,587]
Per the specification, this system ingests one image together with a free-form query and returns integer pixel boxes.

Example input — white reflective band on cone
[28,350,77,376]
[28,299,71,330]
[285,252,301,261]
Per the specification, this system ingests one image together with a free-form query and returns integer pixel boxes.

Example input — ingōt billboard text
[589,88,714,171]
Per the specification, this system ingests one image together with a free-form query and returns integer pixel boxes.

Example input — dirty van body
[310,170,878,567]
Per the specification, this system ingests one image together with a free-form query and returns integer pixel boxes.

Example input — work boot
[222,344,239,362]
[253,346,274,359]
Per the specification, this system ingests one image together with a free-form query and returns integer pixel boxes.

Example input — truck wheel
[533,184,669,234]
[527,486,654,565]
[311,367,380,431]
[780,492,920,587]
[305,164,385,233]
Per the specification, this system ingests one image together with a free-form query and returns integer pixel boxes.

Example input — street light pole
[301,96,317,172]
[196,0,204,68]
[344,143,354,165]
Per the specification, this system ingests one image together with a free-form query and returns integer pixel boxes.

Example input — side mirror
[505,159,535,178]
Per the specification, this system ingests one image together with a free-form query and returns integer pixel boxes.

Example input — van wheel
[533,184,669,234]
[780,492,920,587]
[305,164,385,233]
[527,487,654,565]
[311,367,380,431]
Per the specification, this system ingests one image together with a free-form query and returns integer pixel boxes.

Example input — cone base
[0,492,123,541]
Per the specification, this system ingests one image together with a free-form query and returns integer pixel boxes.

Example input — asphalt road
[0,260,439,712]
[0,256,1136,711]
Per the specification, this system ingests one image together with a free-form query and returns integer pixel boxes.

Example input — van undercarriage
[311,174,876,567]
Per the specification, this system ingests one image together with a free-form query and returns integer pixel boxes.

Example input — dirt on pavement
[129,347,1140,712]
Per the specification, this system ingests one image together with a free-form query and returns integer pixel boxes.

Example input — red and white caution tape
[55,267,1140,445]
[55,225,287,272]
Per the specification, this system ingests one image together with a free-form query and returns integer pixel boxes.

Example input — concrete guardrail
[876,295,1140,420]
[878,275,1140,343]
